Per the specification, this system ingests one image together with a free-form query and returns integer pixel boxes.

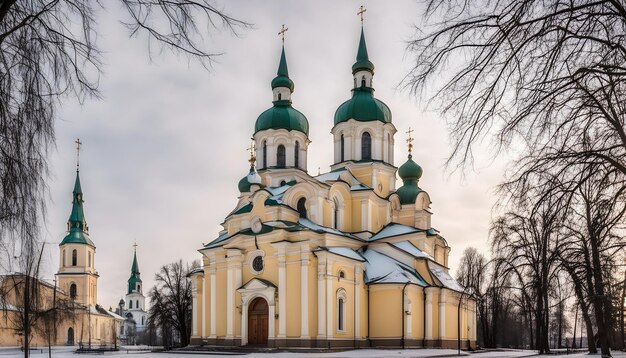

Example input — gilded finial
[75,138,82,172]
[278,24,288,44]
[247,141,256,166]
[357,5,367,24]
[406,127,414,158]
[133,241,138,252]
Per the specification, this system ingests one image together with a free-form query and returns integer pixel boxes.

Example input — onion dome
[238,165,263,193]
[334,88,392,125]
[60,170,95,246]
[352,27,374,74]
[271,46,294,91]
[396,155,424,205]
[255,45,309,135]
[334,26,392,126]
[119,298,125,306]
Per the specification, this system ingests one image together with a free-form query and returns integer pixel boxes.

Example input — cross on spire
[247,141,256,165]
[278,24,288,44]
[357,5,367,24]
[75,138,82,172]
[133,241,138,252]
[406,127,414,157]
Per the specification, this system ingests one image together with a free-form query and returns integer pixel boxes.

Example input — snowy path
[3,346,626,357]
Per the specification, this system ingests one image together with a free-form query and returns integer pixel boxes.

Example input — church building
[189,20,477,349]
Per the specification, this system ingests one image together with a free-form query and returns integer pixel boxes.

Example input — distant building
[125,247,148,331]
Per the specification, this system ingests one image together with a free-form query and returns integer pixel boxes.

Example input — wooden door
[248,297,269,345]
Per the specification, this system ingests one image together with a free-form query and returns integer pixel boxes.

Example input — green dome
[255,101,309,134]
[272,75,294,91]
[60,228,95,246]
[238,166,263,192]
[398,155,423,180]
[396,155,424,205]
[334,88,392,125]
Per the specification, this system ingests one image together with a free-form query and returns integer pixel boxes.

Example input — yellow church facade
[190,24,477,349]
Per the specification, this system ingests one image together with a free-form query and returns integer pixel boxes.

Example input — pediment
[238,278,277,291]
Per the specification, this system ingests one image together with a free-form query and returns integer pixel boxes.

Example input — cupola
[396,155,423,204]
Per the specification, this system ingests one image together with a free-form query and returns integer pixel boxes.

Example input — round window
[252,256,264,272]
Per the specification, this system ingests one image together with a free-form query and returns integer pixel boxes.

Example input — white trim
[354,266,361,338]
[317,262,326,338]
[238,279,277,346]
[202,274,207,337]
[439,289,446,339]
[278,252,287,338]
[425,287,433,340]
[226,267,233,338]
[336,288,347,333]
[209,270,216,338]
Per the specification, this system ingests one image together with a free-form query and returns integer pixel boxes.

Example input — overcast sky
[41,0,507,309]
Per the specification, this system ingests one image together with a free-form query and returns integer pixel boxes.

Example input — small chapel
[189,16,477,349]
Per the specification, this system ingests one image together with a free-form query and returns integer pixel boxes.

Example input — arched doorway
[67,327,74,345]
[247,297,269,345]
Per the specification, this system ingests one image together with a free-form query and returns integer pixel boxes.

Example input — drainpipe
[401,282,409,349]
[353,266,357,348]
[367,284,371,347]
[423,287,427,348]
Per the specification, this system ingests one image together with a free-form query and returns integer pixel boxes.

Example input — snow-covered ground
[3,346,626,357]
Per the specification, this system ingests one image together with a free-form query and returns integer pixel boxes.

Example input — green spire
[68,171,86,230]
[352,26,375,74]
[271,45,294,92]
[128,246,142,294]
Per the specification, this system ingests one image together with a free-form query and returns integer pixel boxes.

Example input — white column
[269,303,276,339]
[354,265,361,338]
[425,288,433,340]
[209,268,216,338]
[439,290,446,340]
[317,261,326,338]
[192,279,198,336]
[241,301,248,346]
[405,289,412,338]
[301,251,309,338]
[226,267,234,338]
[278,250,287,338]
[202,273,207,337]
[326,261,333,337]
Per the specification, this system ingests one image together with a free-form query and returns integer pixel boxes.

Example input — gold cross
[278,24,288,43]
[406,127,414,155]
[75,138,82,171]
[133,241,138,251]
[357,5,367,24]
[247,141,256,165]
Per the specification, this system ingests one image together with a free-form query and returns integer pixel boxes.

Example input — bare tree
[147,259,198,348]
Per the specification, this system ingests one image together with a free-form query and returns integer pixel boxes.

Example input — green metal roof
[60,171,94,246]
[128,250,142,294]
[396,155,424,205]
[352,27,374,74]
[334,87,392,125]
[255,101,309,134]
[271,46,294,91]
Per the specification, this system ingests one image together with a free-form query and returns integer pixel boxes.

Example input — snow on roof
[314,170,345,183]
[362,249,428,285]
[392,241,434,260]
[205,230,231,248]
[350,184,370,191]
[319,247,365,261]
[428,261,465,292]
[370,223,423,241]
[267,184,291,196]
[298,218,360,239]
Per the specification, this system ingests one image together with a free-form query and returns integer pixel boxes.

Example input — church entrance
[247,297,268,346]
[67,327,74,345]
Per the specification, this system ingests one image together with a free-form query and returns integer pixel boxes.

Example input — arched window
[142,316,145,325]
[278,92,282,100]
[340,134,345,162]
[71,249,77,266]
[138,284,141,292]
[262,141,267,169]
[70,284,77,299]
[136,300,139,308]
[294,141,300,168]
[88,251,91,267]
[361,132,372,160]
[338,270,345,279]
[361,76,366,87]
[62,249,66,267]
[297,198,307,218]
[129,300,133,309]
[276,145,286,168]
[337,289,347,332]
[67,327,74,345]
[280,180,286,186]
